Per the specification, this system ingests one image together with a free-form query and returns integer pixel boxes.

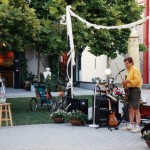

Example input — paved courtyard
[1,87,150,150]
[0,123,148,150]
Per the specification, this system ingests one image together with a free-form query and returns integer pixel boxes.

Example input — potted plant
[24,72,35,91]
[143,131,150,149]
[68,110,88,126]
[50,110,67,123]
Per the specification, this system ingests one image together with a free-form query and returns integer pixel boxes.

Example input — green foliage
[0,0,41,51]
[19,52,28,82]
[29,0,67,80]
[139,44,148,52]
[29,0,67,55]
[143,132,150,141]
[49,54,59,75]
[0,0,9,4]
[44,74,63,92]
[68,110,88,122]
[25,72,35,81]
[71,0,144,58]
[50,110,67,119]
[29,0,143,59]
[0,0,144,73]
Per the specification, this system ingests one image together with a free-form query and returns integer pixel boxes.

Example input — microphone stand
[89,83,99,128]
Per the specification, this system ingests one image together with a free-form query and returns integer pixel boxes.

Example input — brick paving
[0,123,148,150]
[1,87,150,150]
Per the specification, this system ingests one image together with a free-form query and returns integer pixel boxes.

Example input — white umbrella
[128,27,140,69]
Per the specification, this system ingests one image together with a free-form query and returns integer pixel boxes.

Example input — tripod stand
[89,84,99,128]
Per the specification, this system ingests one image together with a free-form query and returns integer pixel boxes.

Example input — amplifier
[67,98,88,115]
[92,95,109,126]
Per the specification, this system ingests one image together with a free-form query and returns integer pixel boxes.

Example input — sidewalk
[5,86,150,105]
[5,86,94,98]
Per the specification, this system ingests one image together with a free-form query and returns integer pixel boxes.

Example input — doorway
[0,51,14,87]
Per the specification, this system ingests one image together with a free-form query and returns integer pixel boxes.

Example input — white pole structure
[128,27,140,69]
[66,6,76,98]
[89,83,99,128]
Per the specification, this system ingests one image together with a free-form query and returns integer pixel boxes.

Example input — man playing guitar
[122,57,142,133]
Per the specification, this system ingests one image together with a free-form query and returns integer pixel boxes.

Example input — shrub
[68,110,87,122]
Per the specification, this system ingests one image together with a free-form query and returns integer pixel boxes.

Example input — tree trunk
[37,51,40,82]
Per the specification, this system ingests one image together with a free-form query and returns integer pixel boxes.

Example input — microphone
[120,69,126,73]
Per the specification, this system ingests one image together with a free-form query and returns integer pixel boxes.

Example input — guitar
[108,99,118,127]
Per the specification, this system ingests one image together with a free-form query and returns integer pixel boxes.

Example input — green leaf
[49,6,58,15]
[0,0,9,4]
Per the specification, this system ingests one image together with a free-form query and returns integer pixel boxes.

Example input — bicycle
[30,83,57,112]
[57,89,67,110]
[56,83,73,112]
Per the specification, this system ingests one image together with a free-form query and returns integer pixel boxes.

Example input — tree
[29,0,68,55]
[0,0,41,86]
[0,0,144,82]
[70,0,143,58]
[29,0,68,81]
[29,0,144,60]
[29,0,143,81]
[0,0,41,51]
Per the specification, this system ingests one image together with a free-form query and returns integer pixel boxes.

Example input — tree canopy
[0,0,41,51]
[0,0,144,58]
[29,0,67,55]
[70,0,144,58]
[30,0,144,58]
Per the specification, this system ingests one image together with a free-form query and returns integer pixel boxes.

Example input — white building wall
[80,47,107,82]
[25,50,50,76]
[109,54,126,84]
[109,24,144,84]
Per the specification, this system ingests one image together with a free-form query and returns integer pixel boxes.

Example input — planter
[146,140,150,149]
[53,118,64,123]
[70,120,82,126]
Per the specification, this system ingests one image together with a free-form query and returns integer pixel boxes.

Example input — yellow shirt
[126,66,142,88]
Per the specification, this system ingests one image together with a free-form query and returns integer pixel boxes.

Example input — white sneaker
[131,125,141,133]
[126,124,134,130]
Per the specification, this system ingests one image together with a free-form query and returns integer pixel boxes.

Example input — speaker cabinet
[67,98,88,115]
[93,95,109,126]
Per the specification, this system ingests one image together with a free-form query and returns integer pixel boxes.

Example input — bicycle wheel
[57,96,63,110]
[52,97,57,111]
[30,98,38,111]
[62,96,67,110]
[57,96,66,110]
[47,97,57,112]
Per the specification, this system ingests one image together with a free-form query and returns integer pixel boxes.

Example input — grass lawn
[6,95,93,126]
